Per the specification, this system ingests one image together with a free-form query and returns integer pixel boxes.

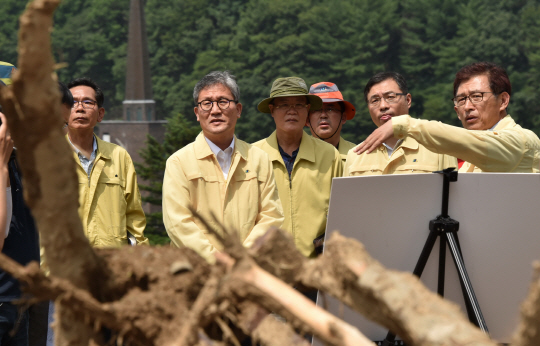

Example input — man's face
[68,86,104,130]
[269,96,310,135]
[308,101,346,138]
[194,83,242,140]
[366,78,411,128]
[454,74,509,130]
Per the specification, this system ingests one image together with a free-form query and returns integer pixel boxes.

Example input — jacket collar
[94,135,111,160]
[493,115,515,131]
[194,132,215,160]
[398,136,419,150]
[65,133,111,160]
[194,132,246,161]
[266,131,316,163]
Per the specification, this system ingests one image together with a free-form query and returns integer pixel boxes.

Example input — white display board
[315,173,540,345]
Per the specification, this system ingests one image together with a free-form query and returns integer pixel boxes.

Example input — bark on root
[2,2,539,345]
[512,261,540,346]
[0,0,117,345]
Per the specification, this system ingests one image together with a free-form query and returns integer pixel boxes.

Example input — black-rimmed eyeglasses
[452,92,496,107]
[197,99,237,111]
[368,92,406,107]
[72,100,98,109]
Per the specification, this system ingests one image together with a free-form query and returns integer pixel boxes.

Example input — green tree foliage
[135,112,199,244]
[3,0,540,243]
[0,0,26,64]
[52,0,130,118]
[3,0,540,139]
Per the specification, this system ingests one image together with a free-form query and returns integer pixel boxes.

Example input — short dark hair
[59,82,73,106]
[363,72,408,103]
[68,77,105,107]
[453,62,511,97]
[193,71,240,105]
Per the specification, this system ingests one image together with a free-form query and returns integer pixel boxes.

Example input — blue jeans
[0,302,29,346]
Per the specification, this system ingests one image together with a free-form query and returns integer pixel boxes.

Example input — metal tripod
[381,168,488,346]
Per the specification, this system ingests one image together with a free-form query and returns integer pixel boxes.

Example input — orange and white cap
[309,82,356,120]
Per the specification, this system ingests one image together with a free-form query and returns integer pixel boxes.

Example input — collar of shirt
[68,135,98,157]
[204,136,235,179]
[278,144,299,176]
[68,135,98,177]
[489,119,502,131]
[383,139,403,158]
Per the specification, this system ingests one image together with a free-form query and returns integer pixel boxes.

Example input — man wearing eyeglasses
[345,72,456,176]
[253,77,342,259]
[354,63,540,172]
[162,71,284,263]
[66,77,148,247]
[307,82,356,167]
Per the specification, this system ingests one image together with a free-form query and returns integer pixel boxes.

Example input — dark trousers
[0,302,29,346]
[28,302,48,346]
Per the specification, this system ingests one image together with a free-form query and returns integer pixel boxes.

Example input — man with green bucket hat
[254,77,342,259]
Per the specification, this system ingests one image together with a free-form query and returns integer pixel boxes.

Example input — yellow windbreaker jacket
[344,136,457,176]
[253,131,342,258]
[337,137,357,169]
[163,134,284,262]
[74,135,148,247]
[393,115,540,172]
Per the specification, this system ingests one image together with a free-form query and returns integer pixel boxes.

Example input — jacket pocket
[348,167,383,176]
[94,177,127,240]
[230,171,259,240]
[394,164,438,173]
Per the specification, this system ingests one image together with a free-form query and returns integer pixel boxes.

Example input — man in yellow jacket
[66,78,148,247]
[355,63,540,173]
[306,82,357,168]
[163,71,284,262]
[345,71,456,176]
[254,77,342,259]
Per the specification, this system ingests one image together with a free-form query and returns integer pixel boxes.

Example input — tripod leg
[452,232,476,324]
[383,230,439,345]
[412,229,439,277]
[445,232,489,333]
[438,235,446,296]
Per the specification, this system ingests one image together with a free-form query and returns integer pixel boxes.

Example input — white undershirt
[205,136,235,179]
[490,120,501,131]
[383,139,403,157]
[4,187,11,238]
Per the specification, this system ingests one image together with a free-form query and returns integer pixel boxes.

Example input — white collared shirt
[205,136,235,179]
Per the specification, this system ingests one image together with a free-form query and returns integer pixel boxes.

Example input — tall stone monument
[98,0,166,167]
[123,0,155,121]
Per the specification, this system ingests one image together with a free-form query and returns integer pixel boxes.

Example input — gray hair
[193,71,240,104]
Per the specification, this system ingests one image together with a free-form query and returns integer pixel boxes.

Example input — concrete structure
[101,0,167,216]
[123,0,155,121]
[94,121,167,164]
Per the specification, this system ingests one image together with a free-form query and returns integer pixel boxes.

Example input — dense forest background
[3,0,540,242]
[3,0,540,143]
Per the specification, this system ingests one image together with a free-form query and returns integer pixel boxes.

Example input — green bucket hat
[258,77,323,113]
